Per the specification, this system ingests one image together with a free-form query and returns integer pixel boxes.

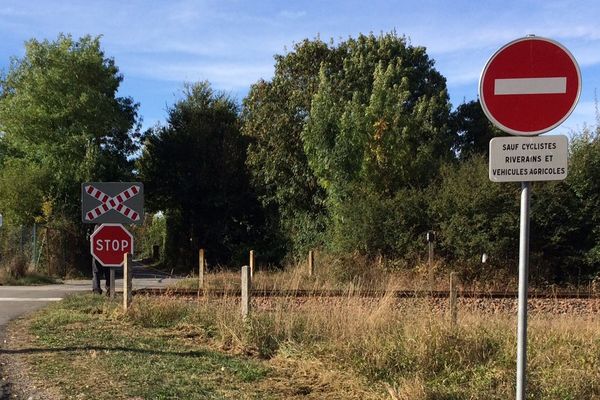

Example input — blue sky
[1,0,599,133]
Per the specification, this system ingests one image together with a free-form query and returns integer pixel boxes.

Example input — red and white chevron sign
[81,182,144,225]
[84,185,141,222]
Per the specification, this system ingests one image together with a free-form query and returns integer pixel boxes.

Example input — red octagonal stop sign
[90,223,133,267]
[479,36,581,136]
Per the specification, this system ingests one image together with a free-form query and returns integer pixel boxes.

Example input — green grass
[23,295,271,400]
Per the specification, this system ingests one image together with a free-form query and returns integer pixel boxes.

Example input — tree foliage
[566,126,600,270]
[244,33,454,258]
[138,82,264,266]
[0,34,140,224]
[241,39,338,257]
[449,100,502,160]
[429,156,520,275]
[301,33,453,256]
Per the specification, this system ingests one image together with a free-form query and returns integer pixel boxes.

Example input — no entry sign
[90,223,133,267]
[479,36,581,136]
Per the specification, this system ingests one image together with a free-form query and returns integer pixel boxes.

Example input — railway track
[132,287,600,299]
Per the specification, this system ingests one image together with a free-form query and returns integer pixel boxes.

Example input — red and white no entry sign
[479,36,581,136]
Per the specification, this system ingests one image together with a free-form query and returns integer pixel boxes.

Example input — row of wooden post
[196,248,316,291]
[196,248,316,318]
[196,248,458,324]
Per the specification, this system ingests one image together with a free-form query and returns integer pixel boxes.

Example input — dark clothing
[92,259,110,294]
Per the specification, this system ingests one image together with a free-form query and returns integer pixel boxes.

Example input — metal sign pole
[516,181,531,400]
[109,268,115,299]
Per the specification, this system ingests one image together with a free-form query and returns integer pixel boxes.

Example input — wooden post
[449,272,458,327]
[249,250,255,279]
[241,265,251,319]
[109,268,115,299]
[123,253,133,311]
[308,250,314,277]
[198,248,205,296]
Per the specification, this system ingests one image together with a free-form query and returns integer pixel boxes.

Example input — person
[90,224,110,294]
[92,258,110,295]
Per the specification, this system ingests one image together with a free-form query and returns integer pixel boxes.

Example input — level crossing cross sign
[81,182,144,225]
[479,36,581,136]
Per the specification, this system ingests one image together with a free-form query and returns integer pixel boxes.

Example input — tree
[429,156,520,276]
[138,82,263,267]
[0,34,140,224]
[0,34,140,275]
[302,33,453,257]
[243,33,455,260]
[566,126,600,275]
[241,38,342,257]
[449,100,502,160]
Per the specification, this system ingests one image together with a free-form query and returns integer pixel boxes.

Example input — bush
[429,157,520,277]
[5,253,28,279]
[328,184,428,262]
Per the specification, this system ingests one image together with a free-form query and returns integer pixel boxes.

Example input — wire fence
[0,223,87,277]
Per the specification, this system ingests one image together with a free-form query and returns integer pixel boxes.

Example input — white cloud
[132,61,274,89]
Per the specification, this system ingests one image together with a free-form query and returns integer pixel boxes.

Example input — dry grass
[129,291,600,399]
[9,259,600,399]
[0,254,57,285]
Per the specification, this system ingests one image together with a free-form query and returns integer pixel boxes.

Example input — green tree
[566,126,600,274]
[302,33,453,257]
[450,100,502,160]
[0,34,140,224]
[241,39,339,258]
[0,34,139,275]
[0,159,49,225]
[530,179,591,282]
[138,82,264,267]
[429,156,520,276]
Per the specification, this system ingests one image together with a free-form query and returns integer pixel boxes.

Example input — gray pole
[516,181,531,400]
[109,268,115,299]
[32,223,37,266]
[241,265,251,319]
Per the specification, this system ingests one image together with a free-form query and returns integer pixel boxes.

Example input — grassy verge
[7,292,600,399]
[0,270,58,285]
[8,294,381,399]
[0,254,58,285]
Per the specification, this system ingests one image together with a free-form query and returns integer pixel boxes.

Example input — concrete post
[241,265,251,319]
[249,250,255,279]
[428,242,435,291]
[449,272,458,327]
[198,248,205,296]
[123,253,133,311]
[308,250,315,277]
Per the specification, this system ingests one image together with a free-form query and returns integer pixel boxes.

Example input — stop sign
[479,36,581,136]
[90,223,133,267]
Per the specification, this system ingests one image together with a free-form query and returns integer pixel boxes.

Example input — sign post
[480,36,580,400]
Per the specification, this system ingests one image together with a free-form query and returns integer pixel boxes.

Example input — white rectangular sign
[489,135,568,182]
